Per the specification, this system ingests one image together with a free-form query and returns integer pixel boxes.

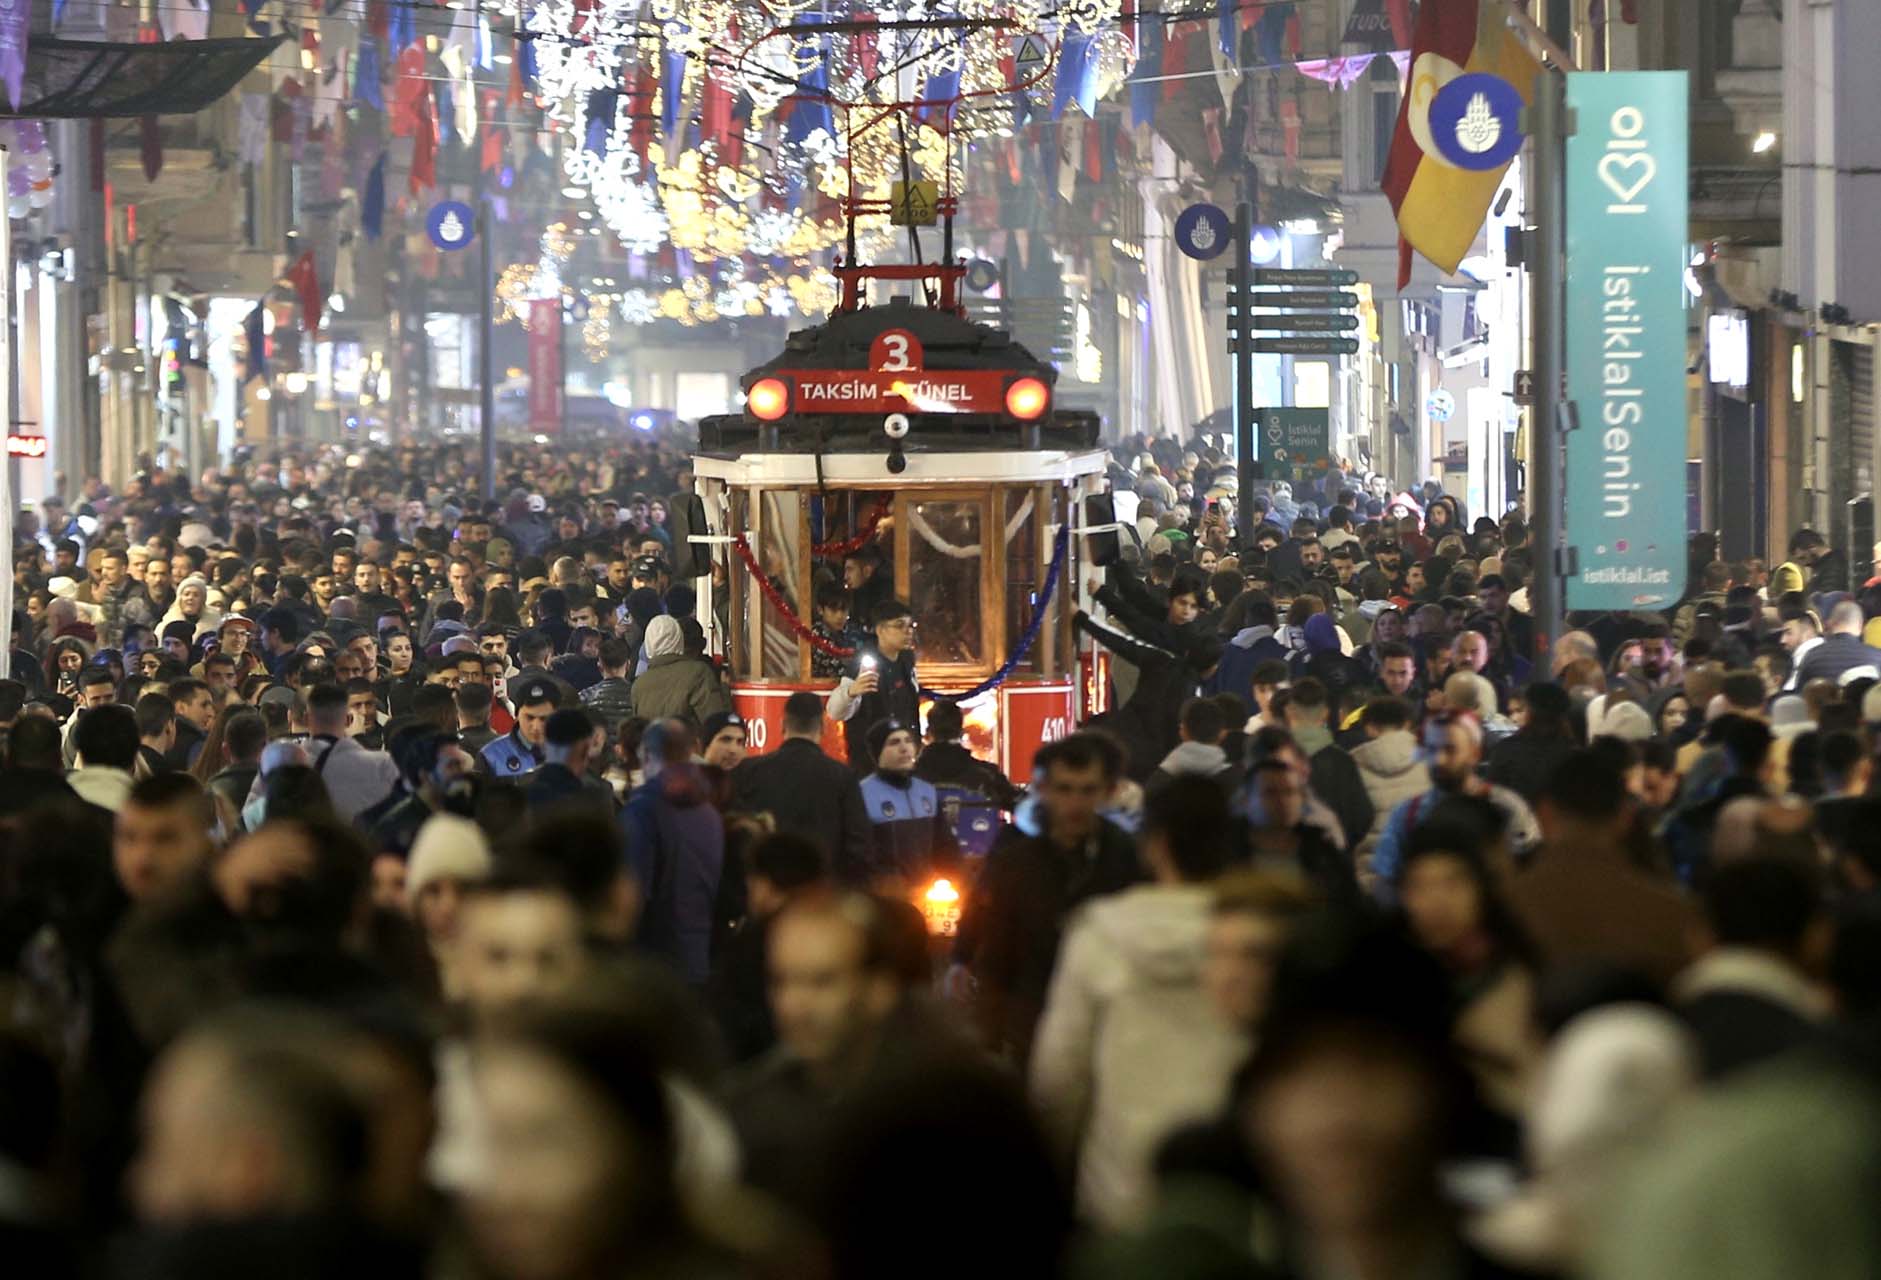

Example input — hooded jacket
[630,620,732,728]
[1208,624,1287,715]
[623,762,725,986]
[1348,730,1431,859]
[1029,884,1250,1228]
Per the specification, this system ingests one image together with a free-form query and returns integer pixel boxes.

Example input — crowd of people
[0,434,1874,1280]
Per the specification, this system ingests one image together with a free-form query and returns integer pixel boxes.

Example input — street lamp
[1751,131,1777,154]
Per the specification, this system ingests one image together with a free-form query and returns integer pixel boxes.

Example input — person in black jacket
[524,708,616,817]
[1074,608,1221,779]
[953,733,1143,1063]
[1244,756,1360,911]
[730,690,872,884]
[914,700,1020,810]
[1483,680,1578,807]
[1278,678,1373,854]
[828,599,923,772]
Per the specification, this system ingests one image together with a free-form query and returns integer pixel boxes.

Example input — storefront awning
[2,35,286,118]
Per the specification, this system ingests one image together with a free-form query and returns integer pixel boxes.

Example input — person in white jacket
[1348,697,1433,882]
[1028,774,1249,1228]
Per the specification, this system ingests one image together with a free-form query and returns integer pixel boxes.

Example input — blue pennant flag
[785,45,833,142]
[921,64,959,128]
[389,0,414,54]
[243,301,268,384]
[435,78,454,135]
[1256,2,1292,67]
[661,37,687,133]
[585,89,618,155]
[355,40,383,109]
[362,151,386,239]
[1051,32,1092,120]
[518,26,538,87]
[1218,0,1235,57]
[1131,19,1163,127]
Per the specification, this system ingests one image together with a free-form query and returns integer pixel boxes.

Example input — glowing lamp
[919,878,963,937]
[747,377,789,421]
[1005,377,1049,421]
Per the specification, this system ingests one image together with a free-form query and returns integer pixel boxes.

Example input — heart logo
[1598,151,1657,204]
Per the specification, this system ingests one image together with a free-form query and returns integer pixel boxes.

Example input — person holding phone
[828,598,921,770]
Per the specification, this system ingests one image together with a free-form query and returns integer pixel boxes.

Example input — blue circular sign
[1174,203,1231,261]
[1429,73,1525,171]
[426,201,476,251]
[965,258,999,292]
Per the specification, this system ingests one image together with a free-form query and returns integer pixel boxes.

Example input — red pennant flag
[1083,115,1101,180]
[626,65,656,165]
[390,44,427,137]
[409,89,438,194]
[368,0,388,38]
[700,64,732,152]
[1386,0,1413,46]
[481,91,505,171]
[506,40,525,106]
[139,115,163,182]
[1163,21,1200,103]
[287,250,322,334]
[855,12,877,81]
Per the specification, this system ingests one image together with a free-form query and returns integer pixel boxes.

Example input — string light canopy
[521,0,1134,321]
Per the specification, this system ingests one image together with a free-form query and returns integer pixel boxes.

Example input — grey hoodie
[1155,740,1230,779]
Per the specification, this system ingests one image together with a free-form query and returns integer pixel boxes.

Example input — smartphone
[859,655,877,672]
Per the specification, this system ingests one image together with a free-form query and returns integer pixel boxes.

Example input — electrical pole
[1233,201,1256,554]
[1527,27,1571,663]
[476,0,497,501]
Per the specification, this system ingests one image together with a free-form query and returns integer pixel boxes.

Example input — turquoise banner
[1563,71,1689,611]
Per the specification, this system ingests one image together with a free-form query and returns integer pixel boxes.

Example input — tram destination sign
[766,369,1013,415]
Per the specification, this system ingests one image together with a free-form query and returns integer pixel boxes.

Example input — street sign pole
[1528,65,1567,662]
[1233,201,1256,554]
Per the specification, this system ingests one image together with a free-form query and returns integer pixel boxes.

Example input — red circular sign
[869,329,924,374]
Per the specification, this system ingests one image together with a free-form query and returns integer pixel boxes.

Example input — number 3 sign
[870,329,923,373]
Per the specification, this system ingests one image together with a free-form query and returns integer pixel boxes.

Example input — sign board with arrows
[1253,268,1358,287]
[1252,337,1360,355]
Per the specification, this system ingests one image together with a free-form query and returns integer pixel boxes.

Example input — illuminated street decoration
[521,0,1129,320]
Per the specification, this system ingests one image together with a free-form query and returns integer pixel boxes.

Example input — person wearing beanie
[525,706,615,817]
[700,711,748,771]
[406,812,495,992]
[629,614,732,728]
[857,718,958,885]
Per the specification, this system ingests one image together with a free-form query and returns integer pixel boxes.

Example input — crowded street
[0,0,1874,1278]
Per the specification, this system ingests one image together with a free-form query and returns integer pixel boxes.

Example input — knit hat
[643,615,685,660]
[441,635,480,657]
[702,711,745,745]
[866,717,911,764]
[406,814,494,905]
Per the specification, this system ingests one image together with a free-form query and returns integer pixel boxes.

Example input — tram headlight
[746,377,790,422]
[1004,376,1050,421]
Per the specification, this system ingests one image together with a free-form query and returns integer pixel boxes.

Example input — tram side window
[1004,491,1043,675]
[906,500,984,667]
[757,491,806,678]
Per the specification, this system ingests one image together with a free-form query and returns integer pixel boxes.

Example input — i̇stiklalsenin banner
[1563,71,1689,610]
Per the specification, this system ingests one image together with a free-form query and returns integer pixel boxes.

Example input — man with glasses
[828,599,921,773]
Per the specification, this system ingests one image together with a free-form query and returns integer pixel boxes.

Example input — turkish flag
[287,250,322,334]
[409,89,438,194]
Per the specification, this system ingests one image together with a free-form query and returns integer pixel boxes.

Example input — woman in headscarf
[160,575,222,640]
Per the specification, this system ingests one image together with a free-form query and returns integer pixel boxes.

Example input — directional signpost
[1229,267,1363,357]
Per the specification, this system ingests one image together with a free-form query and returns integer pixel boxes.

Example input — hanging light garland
[523,0,1136,323]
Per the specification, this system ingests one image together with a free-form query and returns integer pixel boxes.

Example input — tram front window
[906,500,984,666]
